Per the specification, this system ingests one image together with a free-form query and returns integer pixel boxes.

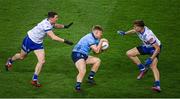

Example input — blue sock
[88,71,96,80]
[137,64,145,71]
[155,81,160,87]
[75,82,81,89]
[32,74,38,81]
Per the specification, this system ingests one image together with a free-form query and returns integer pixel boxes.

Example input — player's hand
[64,22,73,29]
[145,58,153,66]
[117,30,126,36]
[64,39,74,45]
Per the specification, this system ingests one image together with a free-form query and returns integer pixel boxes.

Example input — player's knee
[96,58,101,64]
[39,60,45,64]
[126,51,130,57]
[19,55,25,60]
[126,50,134,57]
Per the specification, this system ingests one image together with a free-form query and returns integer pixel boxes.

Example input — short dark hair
[47,12,58,18]
[133,20,145,27]
[92,25,103,32]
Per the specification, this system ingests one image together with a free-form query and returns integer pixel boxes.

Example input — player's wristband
[121,31,126,35]
[117,30,126,36]
[145,57,153,66]
[64,39,73,45]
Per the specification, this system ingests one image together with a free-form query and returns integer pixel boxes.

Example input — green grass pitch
[0,0,180,98]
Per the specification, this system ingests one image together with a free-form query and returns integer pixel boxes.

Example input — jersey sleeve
[43,23,53,32]
[88,38,96,47]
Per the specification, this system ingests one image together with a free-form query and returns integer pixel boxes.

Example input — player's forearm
[94,41,103,53]
[125,29,136,35]
[51,35,64,42]
[97,42,103,53]
[54,24,64,29]
[151,48,160,60]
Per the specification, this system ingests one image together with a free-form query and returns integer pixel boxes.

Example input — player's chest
[138,34,148,42]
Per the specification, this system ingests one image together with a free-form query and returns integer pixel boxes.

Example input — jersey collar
[140,27,146,35]
[46,18,55,25]
[91,32,98,40]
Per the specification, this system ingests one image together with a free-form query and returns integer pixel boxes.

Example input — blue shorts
[21,36,44,53]
[71,52,88,63]
[136,45,162,59]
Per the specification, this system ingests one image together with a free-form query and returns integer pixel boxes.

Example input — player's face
[94,30,103,39]
[51,15,58,23]
[134,25,143,32]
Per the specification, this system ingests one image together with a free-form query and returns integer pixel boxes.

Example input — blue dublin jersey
[73,33,99,55]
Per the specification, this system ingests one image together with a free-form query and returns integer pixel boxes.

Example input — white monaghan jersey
[28,18,54,44]
[137,26,161,47]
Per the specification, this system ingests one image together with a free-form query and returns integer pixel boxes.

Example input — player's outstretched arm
[90,38,108,54]
[47,31,73,45]
[125,29,136,35]
[117,29,136,36]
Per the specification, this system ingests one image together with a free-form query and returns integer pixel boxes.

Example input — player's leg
[5,49,27,71]
[5,35,30,71]
[31,49,45,87]
[75,59,86,91]
[126,47,141,65]
[12,49,27,60]
[150,57,161,92]
[86,56,101,84]
[126,47,147,79]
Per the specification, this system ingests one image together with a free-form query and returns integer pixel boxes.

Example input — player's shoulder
[81,33,94,42]
[83,33,93,38]
[144,26,153,35]
[41,18,51,25]
[40,18,54,30]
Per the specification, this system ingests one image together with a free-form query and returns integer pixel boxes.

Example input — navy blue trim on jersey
[140,27,146,35]
[71,52,88,63]
[89,43,96,46]
[150,40,157,45]
[89,33,99,46]
[21,35,44,53]
[91,33,98,40]
[44,29,52,32]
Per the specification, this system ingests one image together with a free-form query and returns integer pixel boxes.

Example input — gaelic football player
[5,12,73,87]
[72,25,108,92]
[118,20,162,92]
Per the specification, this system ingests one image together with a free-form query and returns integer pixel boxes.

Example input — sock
[154,81,160,87]
[137,64,145,71]
[32,74,38,81]
[88,71,96,80]
[75,82,81,89]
